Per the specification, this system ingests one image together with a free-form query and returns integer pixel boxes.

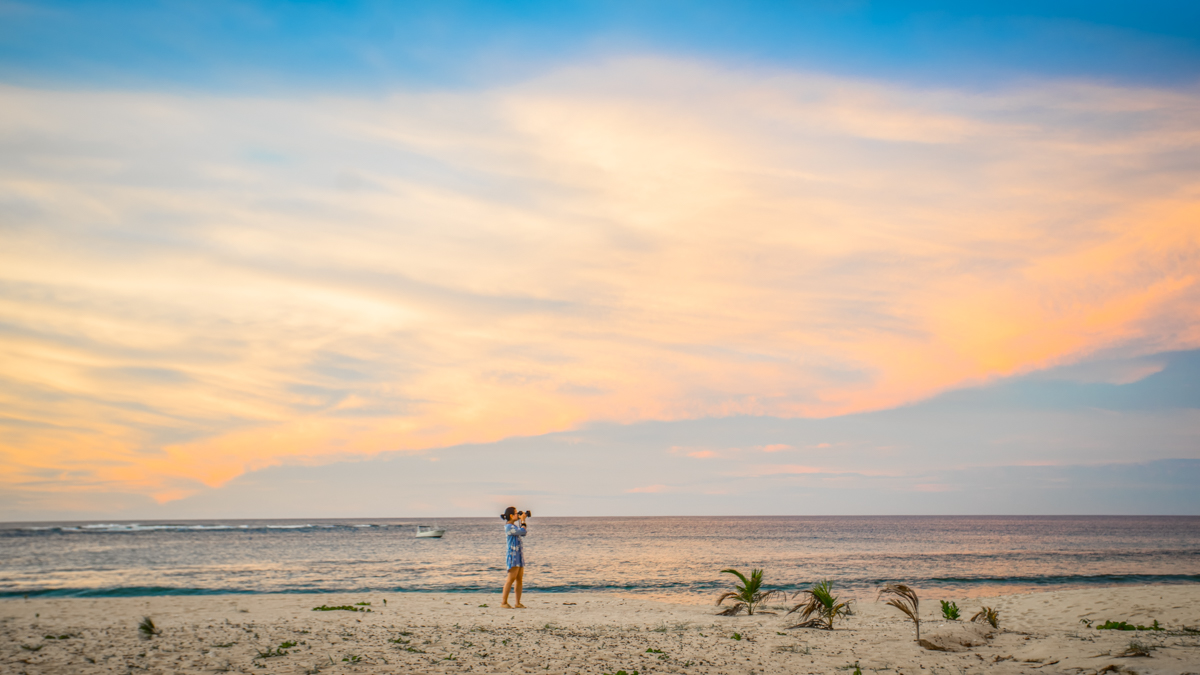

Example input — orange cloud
[0,59,1197,509]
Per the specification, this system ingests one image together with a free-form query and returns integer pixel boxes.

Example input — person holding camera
[500,506,529,608]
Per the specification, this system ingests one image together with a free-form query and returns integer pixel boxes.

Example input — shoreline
[8,580,1200,603]
[3,585,1198,674]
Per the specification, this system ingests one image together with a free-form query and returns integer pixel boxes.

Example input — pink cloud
[748,464,826,476]
[626,484,670,494]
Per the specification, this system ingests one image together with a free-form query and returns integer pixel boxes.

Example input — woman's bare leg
[502,567,519,608]
[514,567,525,608]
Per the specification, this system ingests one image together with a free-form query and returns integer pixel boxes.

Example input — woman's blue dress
[505,522,526,569]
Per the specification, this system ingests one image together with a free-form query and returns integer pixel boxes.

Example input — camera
[518,510,532,518]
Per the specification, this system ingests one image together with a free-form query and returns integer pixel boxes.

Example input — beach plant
[1121,640,1154,657]
[256,641,297,658]
[971,606,1000,629]
[20,644,43,652]
[1097,619,1163,631]
[312,604,371,612]
[940,601,960,620]
[137,616,161,639]
[878,584,921,641]
[788,580,852,630]
[716,568,778,616]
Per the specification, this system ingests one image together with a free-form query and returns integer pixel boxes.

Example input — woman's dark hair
[501,506,517,521]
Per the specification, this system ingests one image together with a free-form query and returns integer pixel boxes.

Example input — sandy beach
[2,585,1198,675]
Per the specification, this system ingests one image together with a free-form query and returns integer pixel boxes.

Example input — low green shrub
[1097,619,1163,631]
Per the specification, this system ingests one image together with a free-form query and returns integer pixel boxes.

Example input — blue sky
[4,1,1200,91]
[1,1,1198,519]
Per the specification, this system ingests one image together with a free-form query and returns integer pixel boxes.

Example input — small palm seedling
[788,580,853,630]
[716,568,778,616]
[137,616,161,639]
[940,600,960,620]
[971,606,1000,629]
[878,584,920,641]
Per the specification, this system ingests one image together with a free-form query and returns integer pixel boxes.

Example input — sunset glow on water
[3,517,1197,600]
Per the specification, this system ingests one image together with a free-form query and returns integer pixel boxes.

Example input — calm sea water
[1,517,1197,601]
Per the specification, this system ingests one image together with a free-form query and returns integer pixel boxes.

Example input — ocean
[2,516,1197,601]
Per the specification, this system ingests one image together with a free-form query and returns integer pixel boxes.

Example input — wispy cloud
[626,484,671,494]
[1,58,1198,505]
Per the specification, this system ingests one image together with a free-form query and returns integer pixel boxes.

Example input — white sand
[2,585,1198,674]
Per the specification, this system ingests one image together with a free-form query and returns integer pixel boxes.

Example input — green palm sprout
[787,580,852,630]
[716,568,778,616]
[940,600,961,620]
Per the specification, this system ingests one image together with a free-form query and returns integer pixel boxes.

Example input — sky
[1,1,1198,520]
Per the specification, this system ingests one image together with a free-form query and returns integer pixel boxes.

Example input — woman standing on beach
[501,506,527,609]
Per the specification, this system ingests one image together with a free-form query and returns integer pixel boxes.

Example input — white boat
[415,524,446,538]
